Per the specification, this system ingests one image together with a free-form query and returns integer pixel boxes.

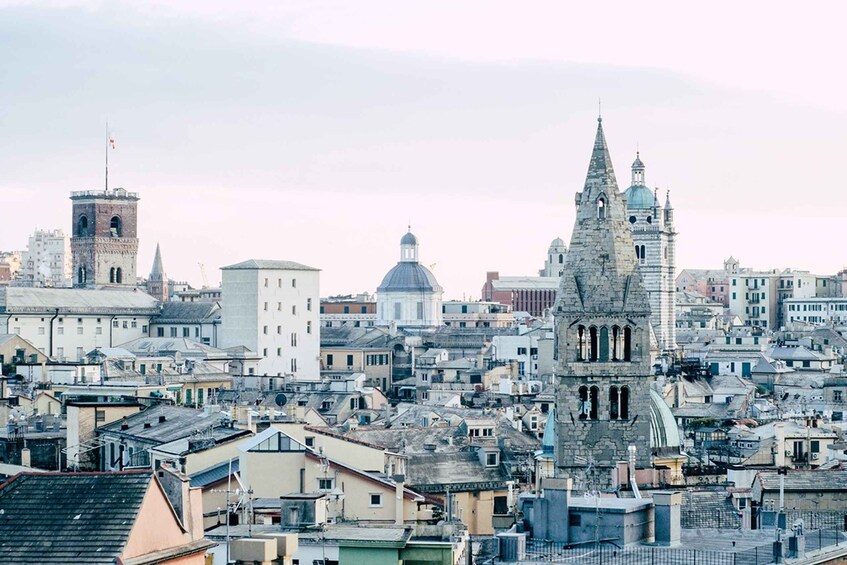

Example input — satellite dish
[275,393,288,407]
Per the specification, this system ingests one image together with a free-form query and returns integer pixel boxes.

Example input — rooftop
[0,471,154,564]
[221,259,319,271]
[0,287,160,313]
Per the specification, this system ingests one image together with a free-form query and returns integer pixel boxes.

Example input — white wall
[221,267,320,381]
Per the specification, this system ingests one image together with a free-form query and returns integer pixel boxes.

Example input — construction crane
[198,262,209,289]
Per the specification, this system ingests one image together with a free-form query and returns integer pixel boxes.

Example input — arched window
[639,245,646,264]
[589,386,599,420]
[624,326,632,361]
[576,325,586,361]
[611,326,620,361]
[620,386,630,419]
[116,268,123,284]
[77,215,88,237]
[558,253,564,264]
[78,266,86,285]
[578,386,589,420]
[589,326,598,362]
[110,216,122,237]
[597,198,606,220]
[635,245,640,259]
[610,386,619,420]
[599,327,610,361]
[109,267,116,284]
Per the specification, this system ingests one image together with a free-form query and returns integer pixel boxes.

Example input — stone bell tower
[554,117,653,491]
[70,188,139,288]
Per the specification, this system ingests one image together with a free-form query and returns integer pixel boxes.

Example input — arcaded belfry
[554,117,654,491]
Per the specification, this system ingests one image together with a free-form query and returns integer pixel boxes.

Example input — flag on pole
[109,135,116,149]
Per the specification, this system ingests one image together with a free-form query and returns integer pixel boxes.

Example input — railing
[511,540,771,564]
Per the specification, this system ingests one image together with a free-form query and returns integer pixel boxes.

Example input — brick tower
[554,117,654,491]
[70,188,139,288]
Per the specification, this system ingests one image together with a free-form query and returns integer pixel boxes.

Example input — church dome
[400,232,418,246]
[649,389,681,451]
[623,185,655,210]
[377,262,442,293]
[549,237,565,249]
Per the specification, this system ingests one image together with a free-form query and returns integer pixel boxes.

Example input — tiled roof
[756,469,847,491]
[221,259,319,271]
[0,471,152,564]
[0,287,160,313]
[154,301,220,323]
[98,405,227,445]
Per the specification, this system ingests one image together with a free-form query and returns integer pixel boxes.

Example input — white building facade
[376,231,443,328]
[622,154,677,352]
[728,271,780,329]
[220,260,320,381]
[20,229,72,288]
[0,287,160,361]
[539,237,567,278]
[785,297,847,327]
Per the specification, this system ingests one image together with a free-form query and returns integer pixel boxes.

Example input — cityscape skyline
[2,2,846,298]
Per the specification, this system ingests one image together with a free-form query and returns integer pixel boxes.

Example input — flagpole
[105,121,109,192]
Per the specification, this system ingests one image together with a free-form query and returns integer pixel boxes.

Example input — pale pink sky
[1,1,845,297]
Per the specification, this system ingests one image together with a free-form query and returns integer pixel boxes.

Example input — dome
[649,389,681,451]
[377,262,442,293]
[400,232,418,246]
[549,237,565,250]
[623,185,655,209]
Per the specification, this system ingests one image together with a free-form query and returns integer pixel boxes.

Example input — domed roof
[649,389,681,451]
[400,231,418,246]
[377,262,442,293]
[549,237,565,249]
[623,185,656,210]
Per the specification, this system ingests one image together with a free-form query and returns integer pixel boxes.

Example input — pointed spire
[151,243,164,276]
[541,407,556,456]
[664,189,673,210]
[582,117,619,198]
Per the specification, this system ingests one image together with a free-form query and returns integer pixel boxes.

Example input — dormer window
[597,198,606,220]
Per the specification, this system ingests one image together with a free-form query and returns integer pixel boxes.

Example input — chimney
[120,417,129,431]
[143,422,152,429]
[159,415,167,423]
[653,491,682,546]
[21,447,31,467]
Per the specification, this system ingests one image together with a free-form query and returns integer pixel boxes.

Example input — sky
[1,1,846,298]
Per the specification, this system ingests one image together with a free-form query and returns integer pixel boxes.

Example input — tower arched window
[558,253,564,264]
[611,326,620,361]
[77,215,88,237]
[576,325,586,361]
[597,198,606,220]
[635,245,640,260]
[610,386,619,420]
[109,267,116,284]
[589,326,598,362]
[620,386,630,419]
[589,386,599,420]
[110,216,122,237]
[78,266,86,285]
[599,326,609,361]
[640,245,646,264]
[623,326,632,361]
[116,268,123,284]
[578,386,589,420]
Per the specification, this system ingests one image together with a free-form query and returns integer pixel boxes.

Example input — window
[307,321,312,334]
[77,215,88,236]
[517,347,527,355]
[109,215,122,237]
[416,301,424,320]
[369,493,384,507]
[122,321,128,329]
[291,333,297,346]
[291,358,297,372]
[157,327,165,337]
[307,298,312,311]
[263,348,268,356]
[277,325,282,334]
[57,327,64,335]
[394,302,402,320]
[485,452,498,467]
[264,301,268,311]
[318,478,334,491]
[278,278,282,287]
[597,197,606,219]
[327,354,334,367]
[170,327,178,337]
[38,326,45,335]
[77,326,84,335]
[263,325,268,335]
[346,354,354,366]
[277,347,282,356]
[343,305,350,314]
[277,302,282,311]
[113,319,119,328]
[292,278,296,288]
[95,409,105,423]
[183,327,190,337]
[264,277,268,287]
[292,305,297,315]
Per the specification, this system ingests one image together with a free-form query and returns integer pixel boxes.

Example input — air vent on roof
[159,415,167,423]
[143,422,151,429]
